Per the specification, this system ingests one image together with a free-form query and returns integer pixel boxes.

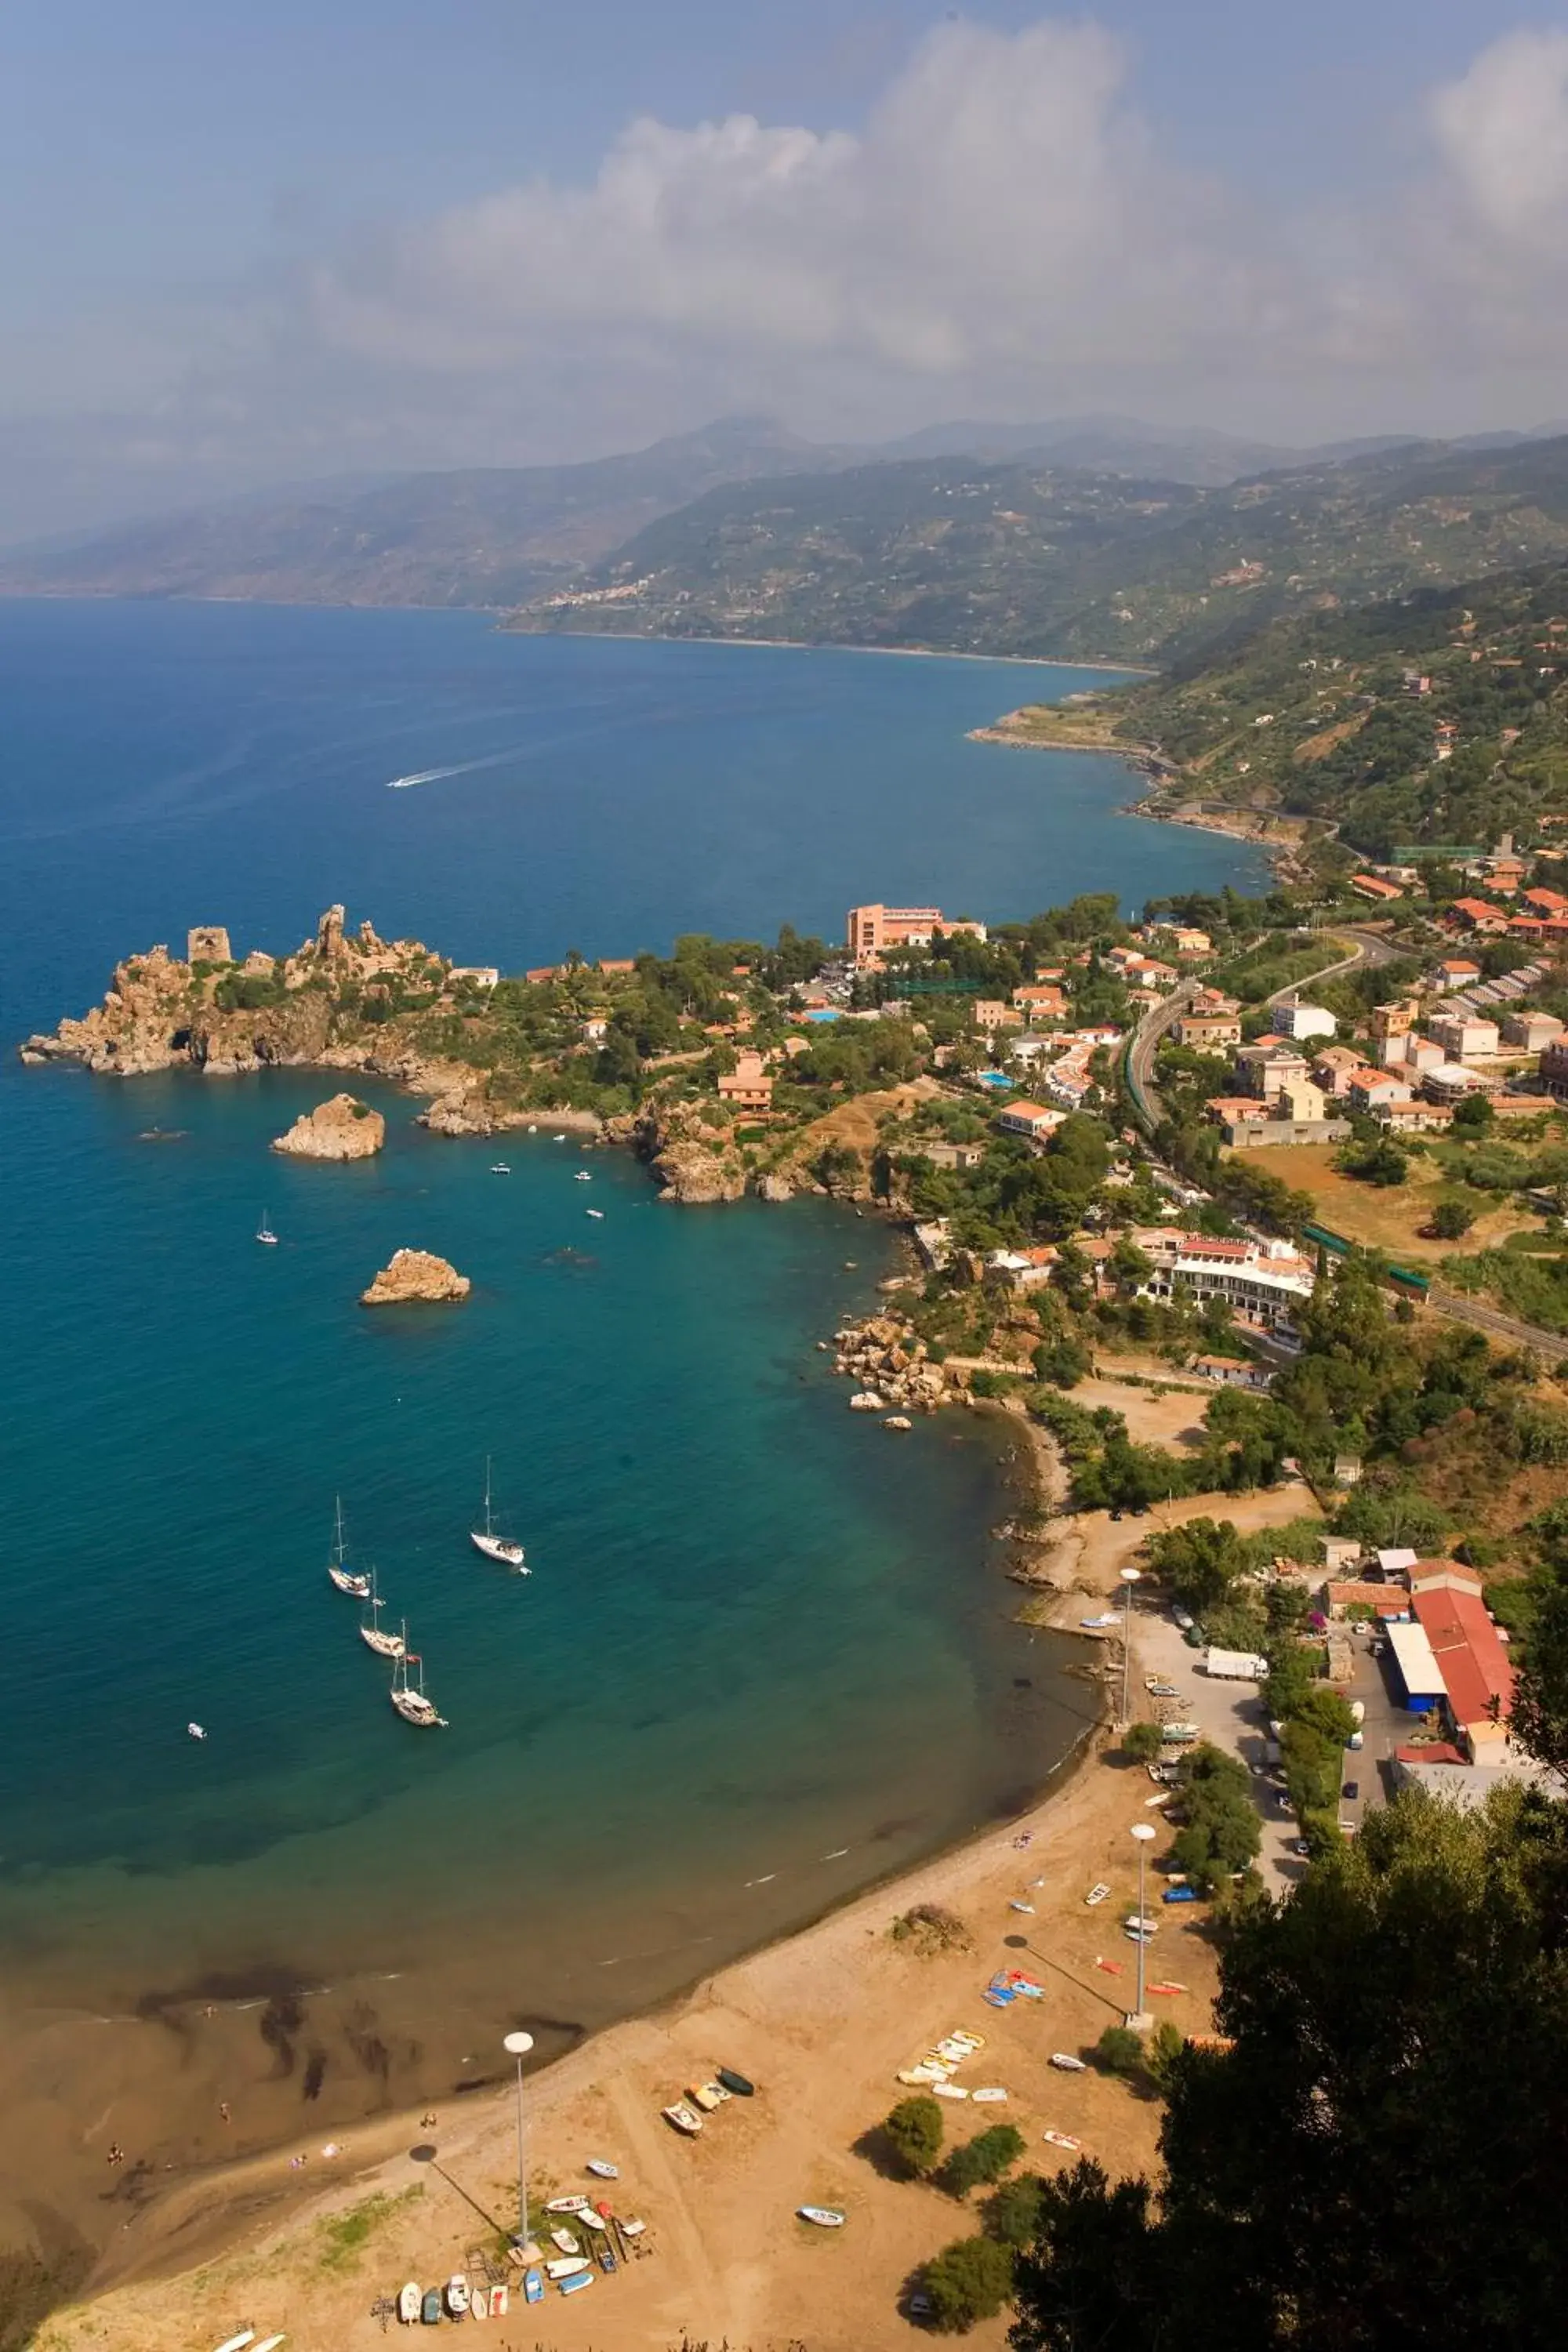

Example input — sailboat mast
[484,1455,494,1538]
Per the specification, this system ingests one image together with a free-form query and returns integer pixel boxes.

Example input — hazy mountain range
[5,414,1568,654]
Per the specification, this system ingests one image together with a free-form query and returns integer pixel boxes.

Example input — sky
[4,1,1568,538]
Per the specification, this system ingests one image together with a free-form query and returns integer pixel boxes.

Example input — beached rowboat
[550,2229,579,2255]
[1050,2053,1089,2072]
[970,2087,1009,2103]
[1043,2129,1082,2152]
[797,2207,845,2228]
[662,2101,703,2135]
[717,2067,756,2096]
[545,2256,590,2281]
[1083,1882,1110,1906]
[395,2286,420,2326]
[545,2195,589,2215]
[584,2158,619,2179]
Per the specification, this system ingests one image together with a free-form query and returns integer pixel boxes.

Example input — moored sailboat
[325,1497,372,1598]
[359,1576,405,1658]
[390,1635,446,1728]
[470,1457,528,1572]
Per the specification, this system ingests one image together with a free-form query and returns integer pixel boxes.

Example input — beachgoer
[107,2143,123,2166]
[420,2110,437,2129]
[219,2100,230,2123]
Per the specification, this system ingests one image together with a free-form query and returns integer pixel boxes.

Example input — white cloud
[1430,27,1568,251]
[310,18,1303,396]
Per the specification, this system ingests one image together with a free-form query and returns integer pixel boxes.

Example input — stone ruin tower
[187,926,232,965]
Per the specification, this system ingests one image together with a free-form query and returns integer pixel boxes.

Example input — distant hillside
[506,435,1568,666]
[0,418,854,607]
[1114,557,1568,858]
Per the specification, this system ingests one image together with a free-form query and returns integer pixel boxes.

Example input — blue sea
[0,602,1264,2217]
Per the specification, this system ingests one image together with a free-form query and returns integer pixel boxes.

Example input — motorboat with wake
[359,1575,405,1659]
[470,1457,528,1572]
[256,1210,278,1246]
[325,1497,371,1598]
[390,1636,446,1728]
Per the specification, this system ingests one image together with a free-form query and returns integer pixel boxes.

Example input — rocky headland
[272,1092,385,1160]
[361,1249,470,1306]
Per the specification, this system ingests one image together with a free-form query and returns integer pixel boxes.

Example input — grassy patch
[314,2187,423,2274]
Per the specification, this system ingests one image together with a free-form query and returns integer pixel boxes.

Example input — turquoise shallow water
[0,604,1262,2193]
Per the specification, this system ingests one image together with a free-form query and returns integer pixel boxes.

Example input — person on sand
[419,2110,437,2129]
[219,2101,230,2124]
[107,2143,123,2166]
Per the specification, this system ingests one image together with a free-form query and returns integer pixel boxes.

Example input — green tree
[1452,1091,1495,1133]
[982,2172,1047,2249]
[1428,1196,1478,1239]
[923,2234,1016,2332]
[1146,1516,1250,1613]
[942,2124,1027,2198]
[1010,2161,1166,2352]
[1121,1720,1167,1764]
[884,2094,945,2178]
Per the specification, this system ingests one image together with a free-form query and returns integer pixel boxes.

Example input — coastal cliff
[361,1249,470,1306]
[272,1093,386,1159]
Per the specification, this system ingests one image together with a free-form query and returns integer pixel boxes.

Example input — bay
[0,602,1262,2243]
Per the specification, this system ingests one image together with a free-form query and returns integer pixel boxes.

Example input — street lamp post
[503,2030,535,2247]
[1119,1566,1141,1725]
[1128,1822,1157,2030]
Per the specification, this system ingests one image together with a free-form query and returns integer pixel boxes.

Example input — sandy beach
[32,1472,1319,2352]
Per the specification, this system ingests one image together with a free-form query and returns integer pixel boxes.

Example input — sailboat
[325,1497,372,1598]
[470,1458,528,1573]
[390,1635,445,1727]
[359,1574,405,1659]
[256,1209,278,1246]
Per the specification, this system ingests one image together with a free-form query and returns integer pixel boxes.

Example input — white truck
[1203,1647,1269,1681]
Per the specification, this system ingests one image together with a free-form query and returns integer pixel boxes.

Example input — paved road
[1123,927,1403,1136]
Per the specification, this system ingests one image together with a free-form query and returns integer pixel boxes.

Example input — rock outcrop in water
[361,1249,470,1306]
[272,1093,386,1160]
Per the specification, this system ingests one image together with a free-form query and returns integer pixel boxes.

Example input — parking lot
[1131,1598,1400,1888]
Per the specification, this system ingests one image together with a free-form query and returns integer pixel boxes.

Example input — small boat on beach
[662,2101,703,2136]
[689,2081,731,2113]
[1050,2052,1089,2072]
[1043,2129,1082,2152]
[444,2276,470,2318]
[390,1640,446,1728]
[470,1457,528,1573]
[931,2082,969,2100]
[545,2256,590,2281]
[358,1576,404,1659]
[717,2067,755,2096]
[325,1497,372,1598]
[1084,1883,1110,1907]
[971,2087,1009,2103]
[487,2285,509,2316]
[797,2207,845,2229]
[396,2282,420,2325]
[584,2158,619,2180]
[579,2210,608,2231]
[549,2228,580,2256]
[252,2337,287,2352]
[211,2333,256,2352]
[545,2195,590,2216]
[621,2217,647,2238]
[557,2270,593,2297]
[524,2270,543,2305]
[421,2288,442,2325]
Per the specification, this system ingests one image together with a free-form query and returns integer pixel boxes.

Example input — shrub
[982,2172,1047,2248]
[1428,1196,1477,1240]
[1094,2025,1145,2078]
[1122,1720,1167,1764]
[941,2124,1026,2198]
[884,2096,946,2178]
[922,2235,1016,2332]
[891,1902,971,1956]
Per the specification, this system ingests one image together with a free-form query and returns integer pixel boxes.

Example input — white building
[1133,1229,1316,1331]
[1275,1000,1337,1043]
[1429,1012,1501,1062]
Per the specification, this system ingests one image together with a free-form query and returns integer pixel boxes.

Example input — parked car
[1291,1838,1312,1858]
[1163,1885,1200,1904]
[1172,1608,1195,1632]
[1342,1781,1359,1802]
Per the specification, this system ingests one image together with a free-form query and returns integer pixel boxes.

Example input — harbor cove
[0,601,1269,2289]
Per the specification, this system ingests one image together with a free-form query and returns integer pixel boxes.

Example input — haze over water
[0,603,1264,2212]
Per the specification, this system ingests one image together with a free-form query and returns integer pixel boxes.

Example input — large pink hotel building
[845,904,988,965]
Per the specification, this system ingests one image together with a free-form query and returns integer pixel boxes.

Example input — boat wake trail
[385,748,522,790]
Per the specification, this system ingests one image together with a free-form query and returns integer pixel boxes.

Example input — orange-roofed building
[597,957,637,975]
[1449,897,1509,932]
[1350,873,1403,903]
[525,965,558,985]
[717,1052,774,1111]
[1410,1563,1515,1756]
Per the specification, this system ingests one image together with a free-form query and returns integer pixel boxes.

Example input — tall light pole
[1119,1566,1141,1725]
[503,2030,535,2248]
[1128,1822,1157,2030]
